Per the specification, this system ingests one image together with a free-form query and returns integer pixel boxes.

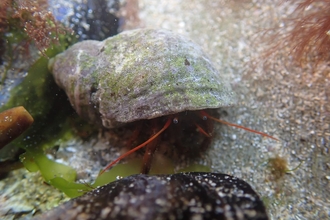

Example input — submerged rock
[34,172,268,220]
[48,0,120,41]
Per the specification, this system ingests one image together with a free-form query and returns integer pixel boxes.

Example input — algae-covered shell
[49,29,236,128]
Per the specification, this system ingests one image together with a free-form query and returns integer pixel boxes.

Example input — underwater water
[0,0,329,219]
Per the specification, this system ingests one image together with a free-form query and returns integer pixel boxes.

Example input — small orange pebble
[0,106,34,149]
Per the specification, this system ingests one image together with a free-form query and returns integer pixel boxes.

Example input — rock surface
[34,172,268,220]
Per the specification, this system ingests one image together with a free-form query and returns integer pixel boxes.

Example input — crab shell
[48,29,237,128]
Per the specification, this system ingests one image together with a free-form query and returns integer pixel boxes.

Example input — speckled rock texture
[33,172,268,220]
[49,28,236,128]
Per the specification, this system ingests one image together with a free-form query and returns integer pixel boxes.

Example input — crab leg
[99,118,172,176]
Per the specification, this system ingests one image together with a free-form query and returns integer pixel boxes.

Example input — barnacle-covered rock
[49,28,237,128]
[34,172,268,220]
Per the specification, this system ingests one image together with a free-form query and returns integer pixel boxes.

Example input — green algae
[49,177,92,198]
[0,34,88,195]
[22,151,76,181]
[93,157,175,189]
[47,156,209,199]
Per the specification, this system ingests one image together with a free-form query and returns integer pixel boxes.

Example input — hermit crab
[48,28,277,174]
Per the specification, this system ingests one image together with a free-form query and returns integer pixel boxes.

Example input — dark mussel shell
[34,172,268,220]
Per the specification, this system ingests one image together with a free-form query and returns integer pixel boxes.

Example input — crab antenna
[194,122,212,137]
[200,110,279,141]
[98,117,172,176]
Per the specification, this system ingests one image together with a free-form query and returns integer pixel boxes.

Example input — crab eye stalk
[172,117,179,124]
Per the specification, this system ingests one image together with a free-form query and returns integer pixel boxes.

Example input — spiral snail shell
[48,28,237,129]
